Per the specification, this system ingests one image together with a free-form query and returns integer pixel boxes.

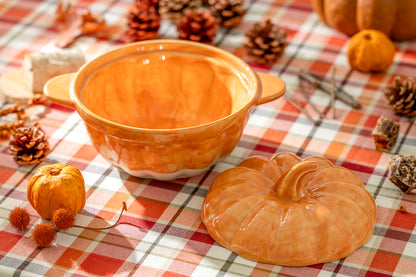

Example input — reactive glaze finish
[44,40,285,180]
[81,52,237,129]
[201,152,377,266]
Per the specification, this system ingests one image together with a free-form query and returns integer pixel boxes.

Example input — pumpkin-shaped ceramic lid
[201,152,377,266]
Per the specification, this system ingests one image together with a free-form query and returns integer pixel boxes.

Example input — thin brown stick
[330,67,336,119]
[284,95,317,125]
[298,70,361,109]
[299,80,326,119]
[72,202,127,231]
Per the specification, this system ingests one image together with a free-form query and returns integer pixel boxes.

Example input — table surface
[1,0,415,276]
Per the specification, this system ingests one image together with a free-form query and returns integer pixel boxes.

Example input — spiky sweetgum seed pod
[9,208,30,230]
[52,208,75,230]
[32,223,56,248]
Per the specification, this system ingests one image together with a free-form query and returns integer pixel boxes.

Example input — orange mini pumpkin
[311,0,416,41]
[347,29,395,73]
[201,152,377,266]
[27,163,86,219]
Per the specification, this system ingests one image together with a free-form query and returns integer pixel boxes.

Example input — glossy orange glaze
[81,51,243,129]
[44,40,285,180]
[201,152,377,266]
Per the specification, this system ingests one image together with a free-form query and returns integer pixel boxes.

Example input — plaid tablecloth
[1,0,415,276]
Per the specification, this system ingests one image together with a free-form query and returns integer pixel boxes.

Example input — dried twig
[299,70,361,109]
[284,95,317,125]
[72,202,127,230]
[331,67,336,119]
[299,80,326,119]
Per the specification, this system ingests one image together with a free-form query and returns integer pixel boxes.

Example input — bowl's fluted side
[83,110,251,179]
[70,40,261,180]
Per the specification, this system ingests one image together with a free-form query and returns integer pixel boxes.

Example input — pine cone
[177,10,218,43]
[9,122,50,165]
[159,0,202,24]
[148,0,160,10]
[208,0,245,28]
[125,0,161,42]
[384,76,416,117]
[389,154,416,193]
[243,20,287,65]
[372,116,400,152]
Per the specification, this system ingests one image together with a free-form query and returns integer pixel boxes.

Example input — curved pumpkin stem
[72,202,127,231]
[275,161,317,200]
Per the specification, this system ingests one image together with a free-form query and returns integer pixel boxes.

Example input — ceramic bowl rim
[70,39,261,134]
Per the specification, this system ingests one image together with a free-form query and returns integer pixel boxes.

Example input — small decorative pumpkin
[310,0,416,41]
[27,163,86,219]
[201,152,377,266]
[347,29,395,73]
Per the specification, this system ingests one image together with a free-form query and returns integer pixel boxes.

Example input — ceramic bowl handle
[44,73,76,108]
[256,72,286,105]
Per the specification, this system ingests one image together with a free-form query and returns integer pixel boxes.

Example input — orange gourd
[347,29,395,73]
[311,0,416,41]
[201,152,377,266]
[27,163,86,219]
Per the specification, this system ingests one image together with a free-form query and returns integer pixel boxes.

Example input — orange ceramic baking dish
[44,39,285,180]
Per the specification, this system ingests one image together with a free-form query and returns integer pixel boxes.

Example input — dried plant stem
[299,80,326,119]
[0,104,24,119]
[285,95,317,125]
[72,202,127,231]
[298,70,361,109]
[331,67,336,119]
[23,229,36,239]
[0,94,49,140]
[0,120,26,139]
